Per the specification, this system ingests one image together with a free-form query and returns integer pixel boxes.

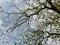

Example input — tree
[0,0,60,45]
[24,0,60,45]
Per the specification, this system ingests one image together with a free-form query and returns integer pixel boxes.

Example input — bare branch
[29,6,47,17]
[12,5,22,11]
[29,6,53,17]
[5,18,27,33]
[34,30,60,38]
[8,12,22,14]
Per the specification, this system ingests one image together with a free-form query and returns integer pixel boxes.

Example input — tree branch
[29,6,47,17]
[5,18,27,33]
[28,5,60,19]
[28,0,60,18]
[46,0,60,14]
[36,30,60,38]
[12,5,22,11]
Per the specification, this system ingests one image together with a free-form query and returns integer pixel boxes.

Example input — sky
[0,0,27,45]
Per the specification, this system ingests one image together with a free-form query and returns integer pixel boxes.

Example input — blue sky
[0,0,27,45]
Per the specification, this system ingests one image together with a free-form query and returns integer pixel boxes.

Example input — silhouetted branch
[27,0,60,18]
[46,0,60,14]
[29,6,60,18]
[29,6,47,17]
[5,18,27,33]
[35,30,60,38]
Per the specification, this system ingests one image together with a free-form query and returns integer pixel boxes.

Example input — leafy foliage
[24,0,60,45]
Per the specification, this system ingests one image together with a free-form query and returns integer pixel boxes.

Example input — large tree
[23,0,60,45]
